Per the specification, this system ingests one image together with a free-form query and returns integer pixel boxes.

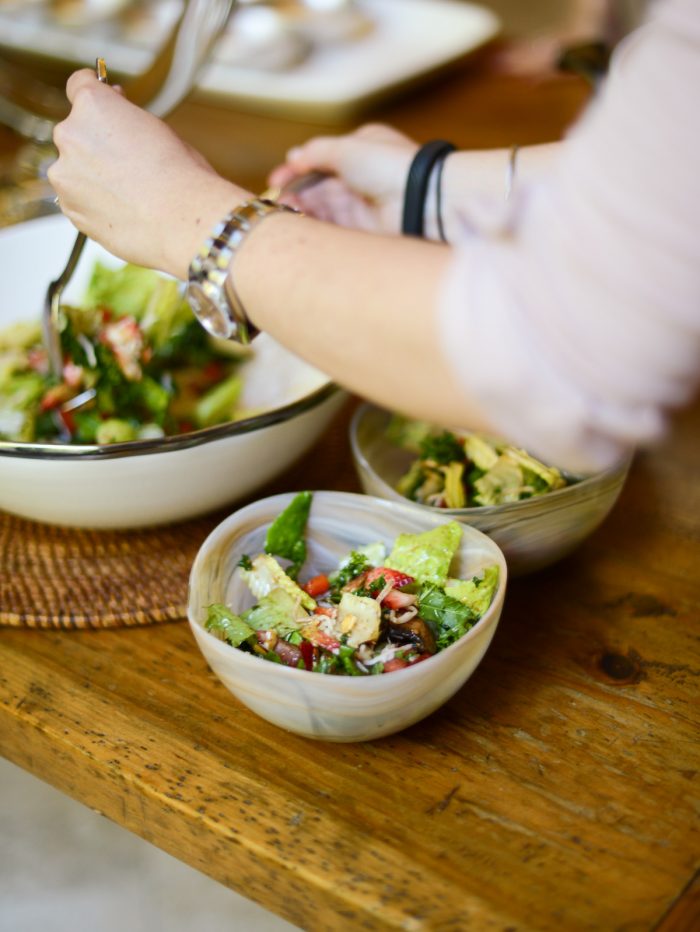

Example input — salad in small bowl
[350,402,632,575]
[188,491,507,741]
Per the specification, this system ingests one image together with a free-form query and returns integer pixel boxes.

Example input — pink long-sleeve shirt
[439,0,699,474]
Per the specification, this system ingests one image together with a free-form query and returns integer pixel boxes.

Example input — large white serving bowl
[187,491,507,742]
[350,402,633,575]
[0,215,344,528]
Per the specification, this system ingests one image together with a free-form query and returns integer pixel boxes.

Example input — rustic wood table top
[1,57,698,932]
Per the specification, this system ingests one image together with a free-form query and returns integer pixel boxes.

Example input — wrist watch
[187,197,298,344]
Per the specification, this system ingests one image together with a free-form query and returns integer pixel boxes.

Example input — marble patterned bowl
[350,402,633,575]
[187,491,507,742]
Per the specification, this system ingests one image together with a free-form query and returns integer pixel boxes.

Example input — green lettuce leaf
[205,603,255,647]
[385,521,462,585]
[444,565,500,617]
[194,373,243,428]
[84,262,194,351]
[85,262,161,318]
[264,491,312,580]
[240,553,316,611]
[243,588,307,638]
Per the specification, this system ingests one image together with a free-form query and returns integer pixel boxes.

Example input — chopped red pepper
[202,360,225,383]
[302,573,330,598]
[39,384,71,411]
[58,408,76,435]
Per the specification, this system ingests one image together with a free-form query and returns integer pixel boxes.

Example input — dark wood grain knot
[599,652,642,683]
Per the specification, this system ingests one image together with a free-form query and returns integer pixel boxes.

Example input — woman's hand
[267,123,418,235]
[49,69,248,279]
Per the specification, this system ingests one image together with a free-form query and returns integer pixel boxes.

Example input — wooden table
[1,59,699,932]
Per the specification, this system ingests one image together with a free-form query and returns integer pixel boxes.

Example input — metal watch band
[188,197,298,343]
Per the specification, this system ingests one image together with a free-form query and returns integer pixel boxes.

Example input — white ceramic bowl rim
[0,382,339,461]
[349,402,634,518]
[188,490,507,690]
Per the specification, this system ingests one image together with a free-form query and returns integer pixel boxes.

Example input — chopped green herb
[419,431,466,465]
[418,584,478,650]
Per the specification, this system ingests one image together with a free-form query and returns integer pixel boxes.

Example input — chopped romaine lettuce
[442,461,466,508]
[85,262,164,320]
[444,566,500,617]
[0,372,46,441]
[385,522,462,586]
[472,458,525,506]
[95,418,137,444]
[205,603,256,647]
[337,591,382,647]
[385,414,433,453]
[243,588,308,638]
[240,553,316,611]
[0,320,42,352]
[194,373,243,428]
[463,434,499,471]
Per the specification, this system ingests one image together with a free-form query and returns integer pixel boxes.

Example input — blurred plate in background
[0,0,500,121]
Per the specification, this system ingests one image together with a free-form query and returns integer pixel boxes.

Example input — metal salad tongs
[42,57,108,422]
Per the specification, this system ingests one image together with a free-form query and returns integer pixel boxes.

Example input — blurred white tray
[0,0,499,121]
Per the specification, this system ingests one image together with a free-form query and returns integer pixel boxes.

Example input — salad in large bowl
[0,214,341,528]
[0,261,252,445]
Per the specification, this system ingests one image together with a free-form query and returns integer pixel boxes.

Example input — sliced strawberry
[27,348,48,373]
[345,566,414,594]
[102,316,144,381]
[304,628,341,654]
[62,362,84,388]
[382,589,417,611]
[364,567,414,590]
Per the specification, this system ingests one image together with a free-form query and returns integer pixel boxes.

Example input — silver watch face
[186,282,237,341]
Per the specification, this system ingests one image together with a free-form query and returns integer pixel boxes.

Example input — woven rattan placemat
[0,399,359,630]
[0,509,225,629]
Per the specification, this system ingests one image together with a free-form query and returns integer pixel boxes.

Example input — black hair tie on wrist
[402,139,456,238]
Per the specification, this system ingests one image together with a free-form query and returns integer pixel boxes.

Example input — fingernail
[287,147,302,162]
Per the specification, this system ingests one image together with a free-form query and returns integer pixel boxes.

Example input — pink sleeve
[439,0,700,473]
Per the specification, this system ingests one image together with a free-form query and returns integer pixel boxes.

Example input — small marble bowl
[350,402,633,575]
[187,491,507,742]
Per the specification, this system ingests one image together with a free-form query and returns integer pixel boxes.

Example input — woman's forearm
[230,209,494,432]
[437,142,562,240]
